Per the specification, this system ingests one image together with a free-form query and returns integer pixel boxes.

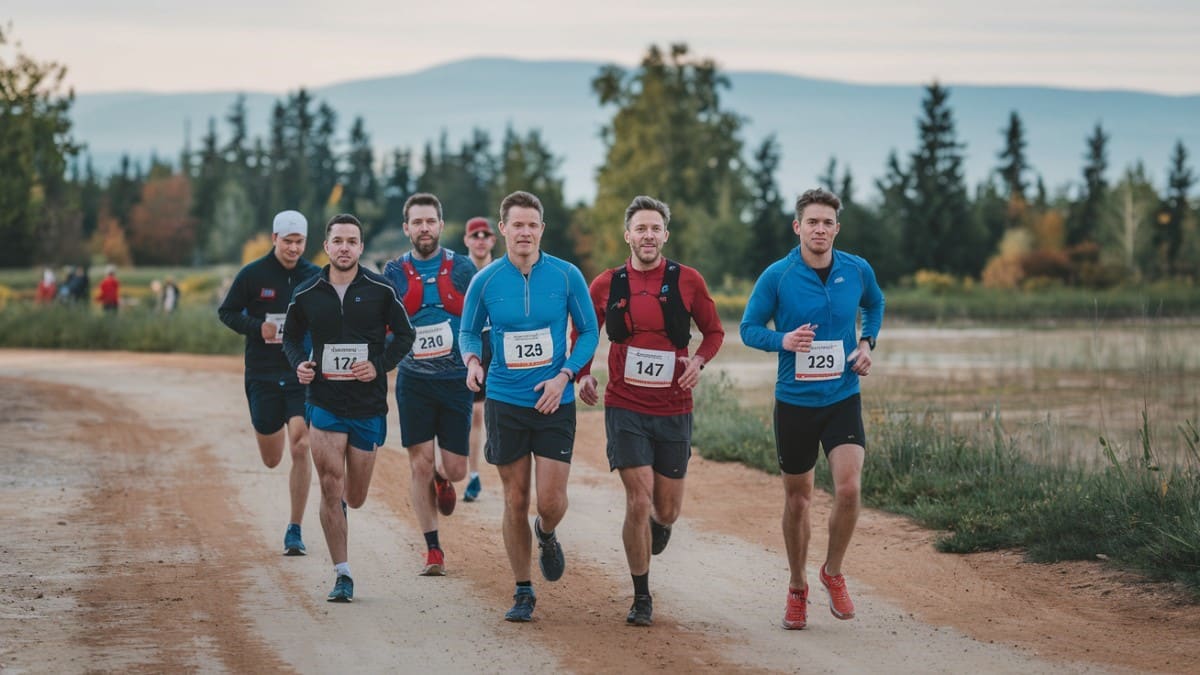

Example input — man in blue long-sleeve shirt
[459,190,599,622]
[740,187,885,631]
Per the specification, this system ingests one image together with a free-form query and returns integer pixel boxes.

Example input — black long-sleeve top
[218,251,320,377]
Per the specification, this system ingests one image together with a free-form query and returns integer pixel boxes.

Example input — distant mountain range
[71,57,1200,204]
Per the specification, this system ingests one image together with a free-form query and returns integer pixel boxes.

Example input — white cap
[273,210,308,237]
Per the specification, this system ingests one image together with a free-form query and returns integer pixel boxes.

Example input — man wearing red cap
[461,216,497,502]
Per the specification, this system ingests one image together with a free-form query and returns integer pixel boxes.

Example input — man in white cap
[219,210,322,555]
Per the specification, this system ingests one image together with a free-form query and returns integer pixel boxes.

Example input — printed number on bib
[624,347,676,388]
[795,340,845,381]
[414,321,453,359]
[264,313,287,344]
[323,343,368,380]
[503,328,553,370]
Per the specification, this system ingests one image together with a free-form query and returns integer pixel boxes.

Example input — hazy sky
[5,0,1199,94]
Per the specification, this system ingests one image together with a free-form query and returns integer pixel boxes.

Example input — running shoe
[505,587,536,622]
[534,517,565,582]
[434,474,456,516]
[463,474,482,502]
[283,523,306,556]
[626,594,653,626]
[650,518,672,555]
[419,547,446,576]
[327,574,354,603]
[781,586,808,630]
[820,563,856,620]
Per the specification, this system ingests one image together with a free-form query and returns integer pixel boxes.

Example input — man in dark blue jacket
[218,210,320,556]
[283,213,416,603]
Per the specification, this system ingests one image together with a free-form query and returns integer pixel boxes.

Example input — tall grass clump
[0,303,242,354]
[693,371,777,473]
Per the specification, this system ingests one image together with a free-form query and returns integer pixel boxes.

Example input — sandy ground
[2,349,1198,674]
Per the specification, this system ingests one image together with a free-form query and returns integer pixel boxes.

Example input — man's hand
[676,355,705,390]
[351,359,377,382]
[261,321,278,341]
[849,342,873,376]
[532,372,570,415]
[578,374,600,406]
[297,360,316,384]
[782,323,817,352]
[465,359,484,392]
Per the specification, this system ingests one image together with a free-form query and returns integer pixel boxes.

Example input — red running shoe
[782,586,808,630]
[820,563,856,619]
[434,474,456,516]
[419,547,445,576]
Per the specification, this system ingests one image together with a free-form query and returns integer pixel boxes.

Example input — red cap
[465,217,493,236]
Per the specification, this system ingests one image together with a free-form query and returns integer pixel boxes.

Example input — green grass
[0,303,242,354]
[692,372,1200,596]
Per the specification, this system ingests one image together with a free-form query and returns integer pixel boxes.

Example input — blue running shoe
[505,587,536,622]
[463,474,482,502]
[534,517,565,582]
[327,574,354,603]
[284,523,306,556]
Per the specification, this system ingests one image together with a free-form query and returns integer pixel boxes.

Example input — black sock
[534,519,554,542]
[516,580,532,589]
[632,572,650,597]
[424,530,440,551]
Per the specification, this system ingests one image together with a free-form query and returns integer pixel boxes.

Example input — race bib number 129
[502,328,553,370]
[323,343,368,380]
[794,340,845,381]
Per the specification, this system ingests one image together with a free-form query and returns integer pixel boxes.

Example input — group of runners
[219,186,883,630]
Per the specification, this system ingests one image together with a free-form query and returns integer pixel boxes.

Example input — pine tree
[1068,123,1109,245]
[997,111,1029,202]
[1156,141,1194,276]
[342,116,378,214]
[746,135,790,274]
[493,127,573,262]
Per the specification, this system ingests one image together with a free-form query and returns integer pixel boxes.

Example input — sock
[515,580,533,595]
[424,530,440,551]
[334,562,351,579]
[534,518,554,542]
[632,572,649,597]
[469,471,480,480]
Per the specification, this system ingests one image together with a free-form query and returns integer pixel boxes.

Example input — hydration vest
[400,249,464,317]
[605,260,691,349]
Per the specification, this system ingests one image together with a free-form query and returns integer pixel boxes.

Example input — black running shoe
[534,516,565,582]
[626,594,653,626]
[650,518,672,555]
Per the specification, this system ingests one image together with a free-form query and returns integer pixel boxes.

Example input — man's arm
[217,269,262,337]
[563,265,600,375]
[739,267,786,353]
[381,290,416,373]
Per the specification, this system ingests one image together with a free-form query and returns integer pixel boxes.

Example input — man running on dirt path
[283,213,416,603]
[461,216,497,503]
[459,190,599,622]
[218,210,321,556]
[382,194,478,577]
[740,187,884,630]
[576,195,724,626]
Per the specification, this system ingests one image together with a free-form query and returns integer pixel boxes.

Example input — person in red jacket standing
[97,265,120,312]
[576,195,724,626]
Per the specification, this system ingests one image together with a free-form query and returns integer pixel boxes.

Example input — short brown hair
[403,193,443,222]
[326,213,364,239]
[624,195,671,230]
[499,191,544,224]
[795,188,842,221]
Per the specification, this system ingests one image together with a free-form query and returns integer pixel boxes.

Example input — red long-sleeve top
[97,275,119,307]
[578,258,724,416]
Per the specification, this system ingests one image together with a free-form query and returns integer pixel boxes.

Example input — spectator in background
[97,265,120,313]
[163,276,181,313]
[65,266,89,304]
[35,268,57,304]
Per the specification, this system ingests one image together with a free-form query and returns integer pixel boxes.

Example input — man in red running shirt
[576,195,724,626]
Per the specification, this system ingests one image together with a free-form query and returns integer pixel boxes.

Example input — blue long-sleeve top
[740,248,885,407]
[459,252,599,408]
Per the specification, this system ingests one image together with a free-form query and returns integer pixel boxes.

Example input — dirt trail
[2,349,1198,674]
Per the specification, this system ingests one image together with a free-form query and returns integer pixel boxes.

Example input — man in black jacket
[283,213,416,603]
[218,210,321,556]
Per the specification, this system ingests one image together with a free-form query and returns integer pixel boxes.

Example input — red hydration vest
[400,249,464,317]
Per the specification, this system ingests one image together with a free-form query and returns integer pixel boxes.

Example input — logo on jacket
[260,288,276,299]
[833,276,845,284]
[355,296,362,302]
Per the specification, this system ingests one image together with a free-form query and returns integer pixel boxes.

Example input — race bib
[413,321,453,360]
[264,313,287,344]
[502,328,553,370]
[322,343,368,380]
[624,347,676,388]
[794,340,845,381]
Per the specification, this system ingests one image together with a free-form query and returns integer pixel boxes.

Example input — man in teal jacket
[740,187,884,631]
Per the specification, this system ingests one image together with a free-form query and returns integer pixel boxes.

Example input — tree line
[3,31,1197,288]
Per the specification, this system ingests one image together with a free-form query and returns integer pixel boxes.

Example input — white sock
[334,562,351,578]
[470,471,480,480]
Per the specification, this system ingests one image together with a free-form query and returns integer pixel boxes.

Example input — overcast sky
[5,0,1198,95]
